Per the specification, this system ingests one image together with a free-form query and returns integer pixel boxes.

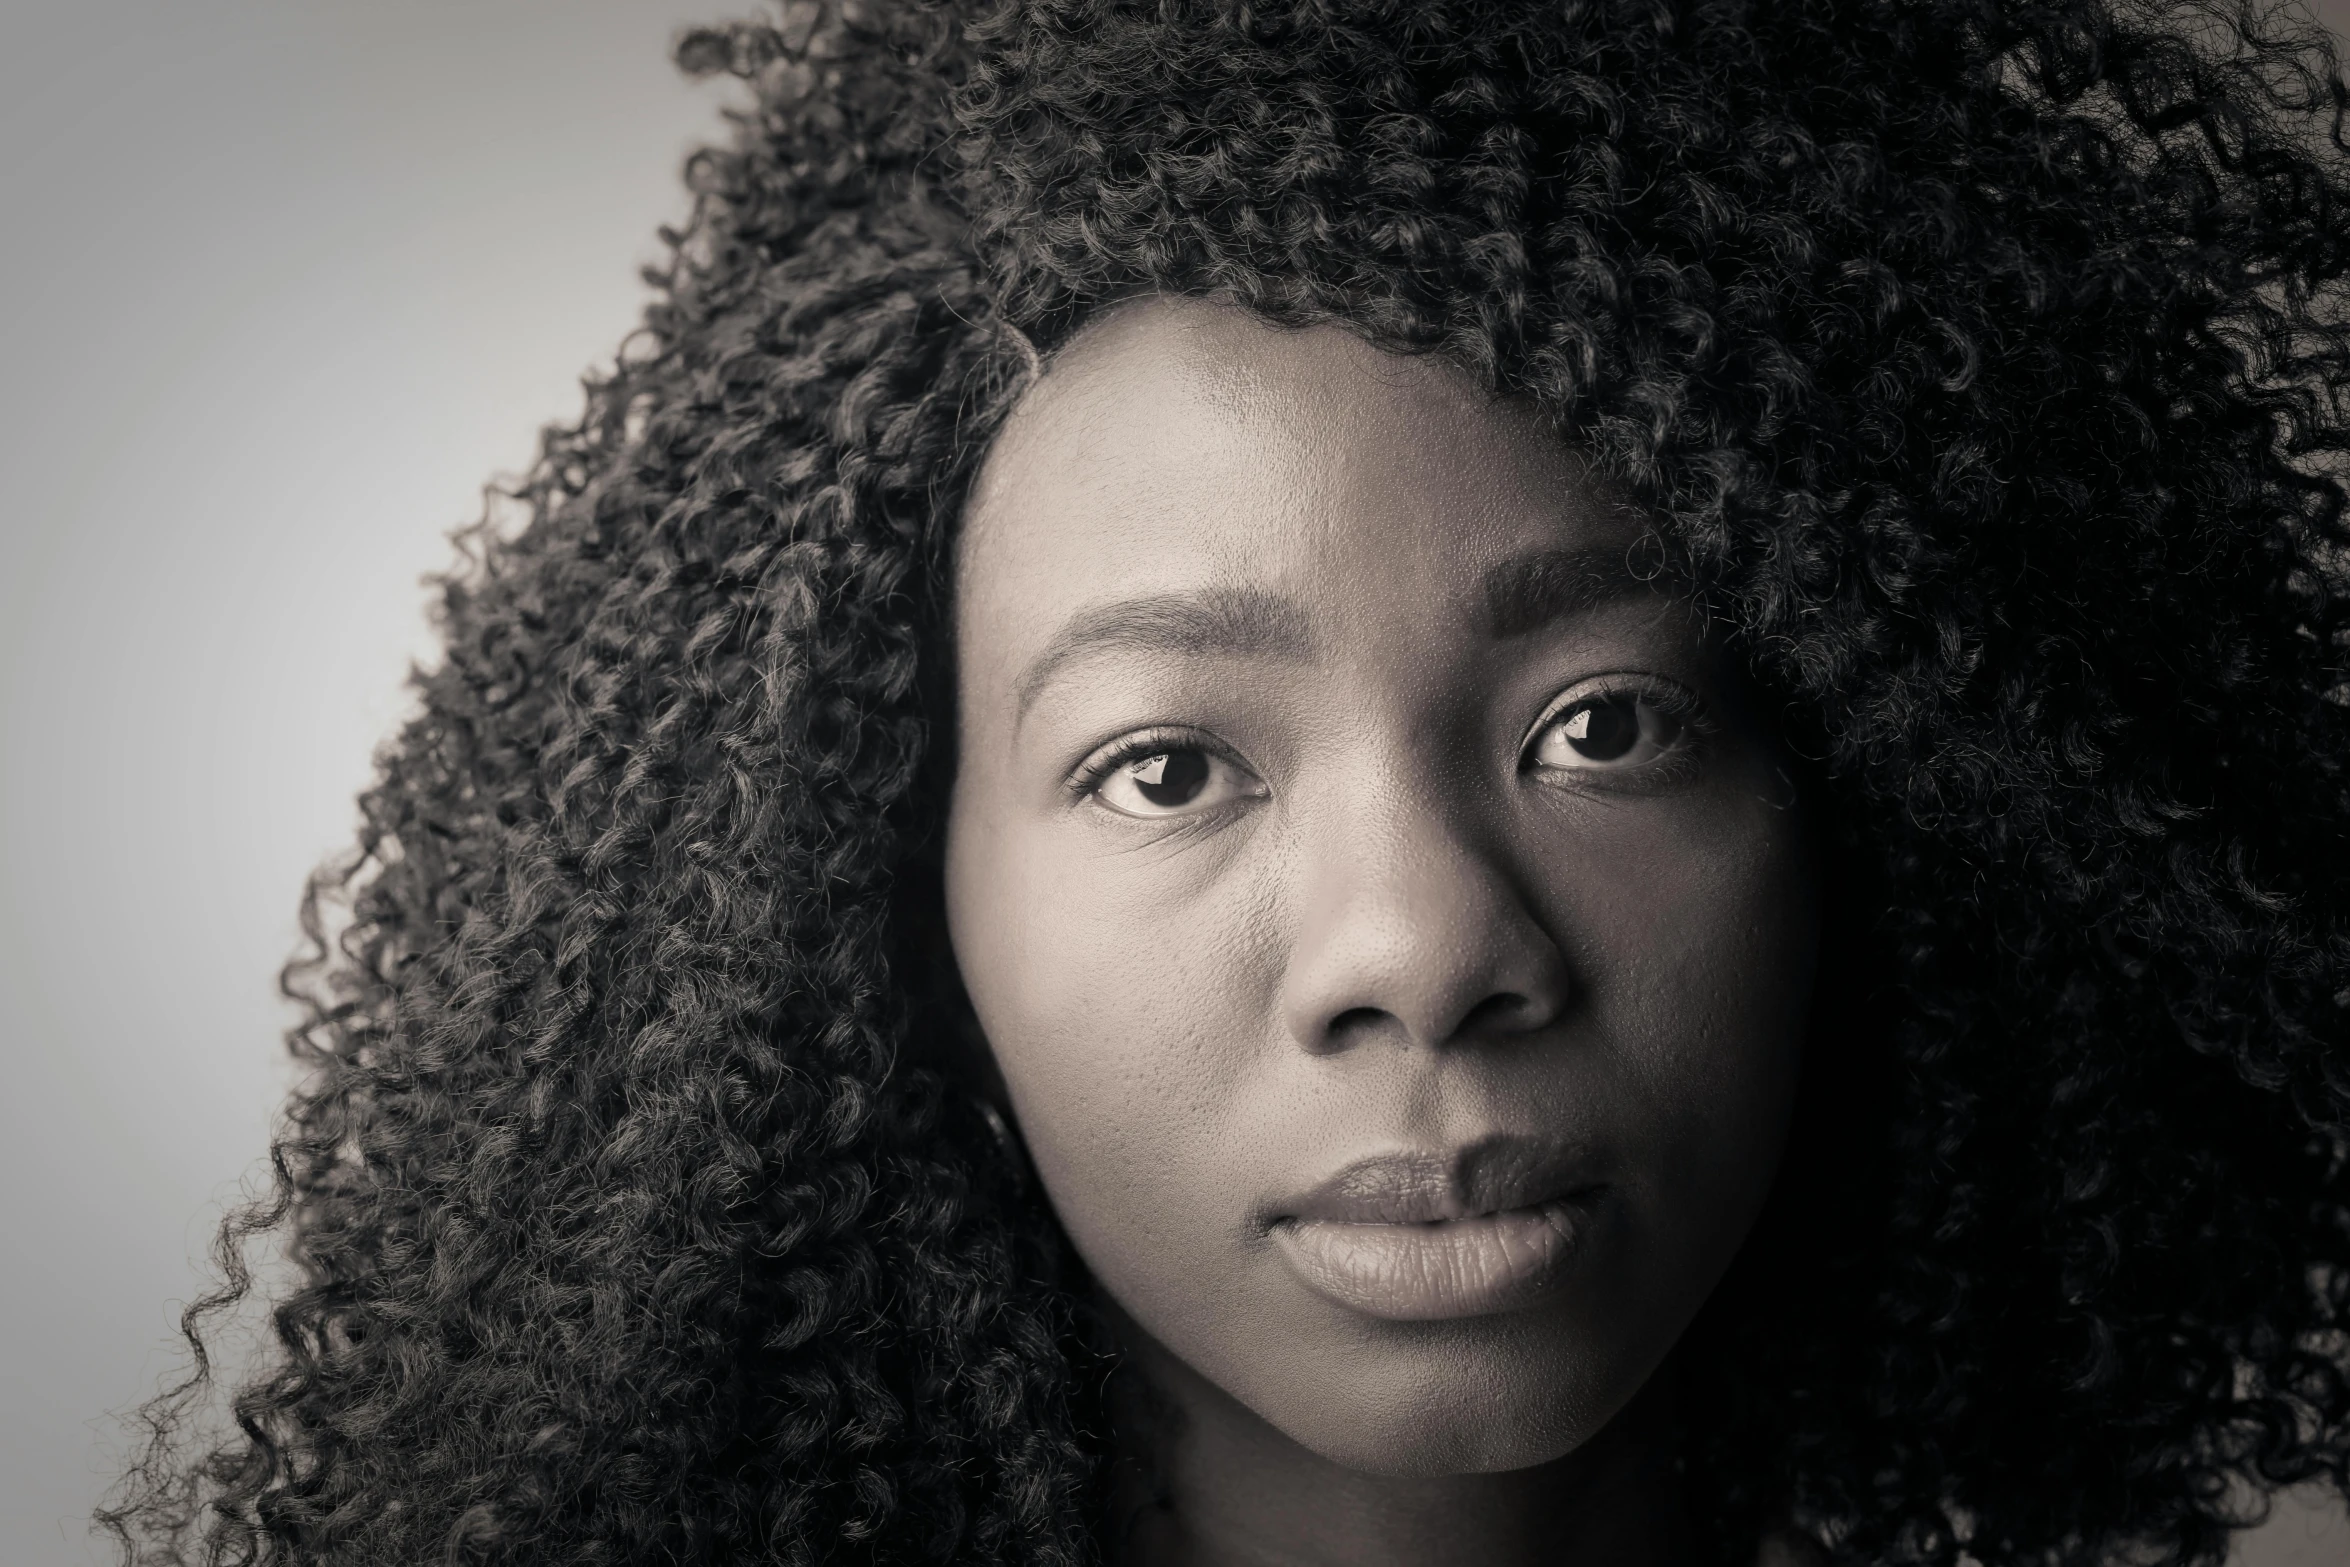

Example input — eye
[1527,690,1690,774]
[1089,744,1264,818]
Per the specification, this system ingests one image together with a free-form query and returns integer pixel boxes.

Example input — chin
[1305,1426,1583,1479]
[1252,1332,1627,1477]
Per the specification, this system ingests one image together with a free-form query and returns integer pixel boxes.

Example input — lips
[1268,1137,1607,1321]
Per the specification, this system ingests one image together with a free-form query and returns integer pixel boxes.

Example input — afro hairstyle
[104,1,2350,1564]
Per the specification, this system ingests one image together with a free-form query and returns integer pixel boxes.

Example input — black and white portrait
[5,4,2350,1565]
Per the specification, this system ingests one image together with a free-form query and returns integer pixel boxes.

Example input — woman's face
[946,299,1815,1477]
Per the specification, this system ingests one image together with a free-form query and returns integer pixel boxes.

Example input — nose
[1278,774,1571,1055]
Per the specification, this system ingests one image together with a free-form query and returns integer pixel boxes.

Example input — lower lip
[1272,1194,1603,1321]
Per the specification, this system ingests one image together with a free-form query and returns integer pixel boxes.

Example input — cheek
[944,799,1284,1266]
[1565,794,1815,1281]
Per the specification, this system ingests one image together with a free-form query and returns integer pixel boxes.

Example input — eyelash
[1519,675,1713,786]
[1067,726,1246,802]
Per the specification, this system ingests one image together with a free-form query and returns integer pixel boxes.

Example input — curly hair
[101,0,2350,1563]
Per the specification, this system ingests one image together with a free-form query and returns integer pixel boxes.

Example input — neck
[1100,1319,1701,1567]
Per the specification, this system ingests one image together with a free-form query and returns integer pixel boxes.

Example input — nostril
[1323,1006,1388,1049]
[1317,993,1542,1052]
[1457,991,1539,1036]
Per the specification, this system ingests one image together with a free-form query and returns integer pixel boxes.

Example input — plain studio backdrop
[0,5,2345,1566]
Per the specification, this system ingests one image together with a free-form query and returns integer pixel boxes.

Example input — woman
[106,1,2350,1563]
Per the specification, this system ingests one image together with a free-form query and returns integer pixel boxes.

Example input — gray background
[0,3,2342,1564]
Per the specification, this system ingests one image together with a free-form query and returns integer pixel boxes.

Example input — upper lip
[1274,1134,1605,1226]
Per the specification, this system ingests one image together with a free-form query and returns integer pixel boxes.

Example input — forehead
[956,299,1639,662]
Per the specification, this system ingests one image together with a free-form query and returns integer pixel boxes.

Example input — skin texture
[946,299,1821,1562]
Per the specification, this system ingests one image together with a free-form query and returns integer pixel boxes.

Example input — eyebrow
[1477,545,1658,638]
[1013,584,1315,723]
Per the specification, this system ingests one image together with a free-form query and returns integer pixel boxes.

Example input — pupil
[1133,749,1211,806]
[1564,699,1640,761]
